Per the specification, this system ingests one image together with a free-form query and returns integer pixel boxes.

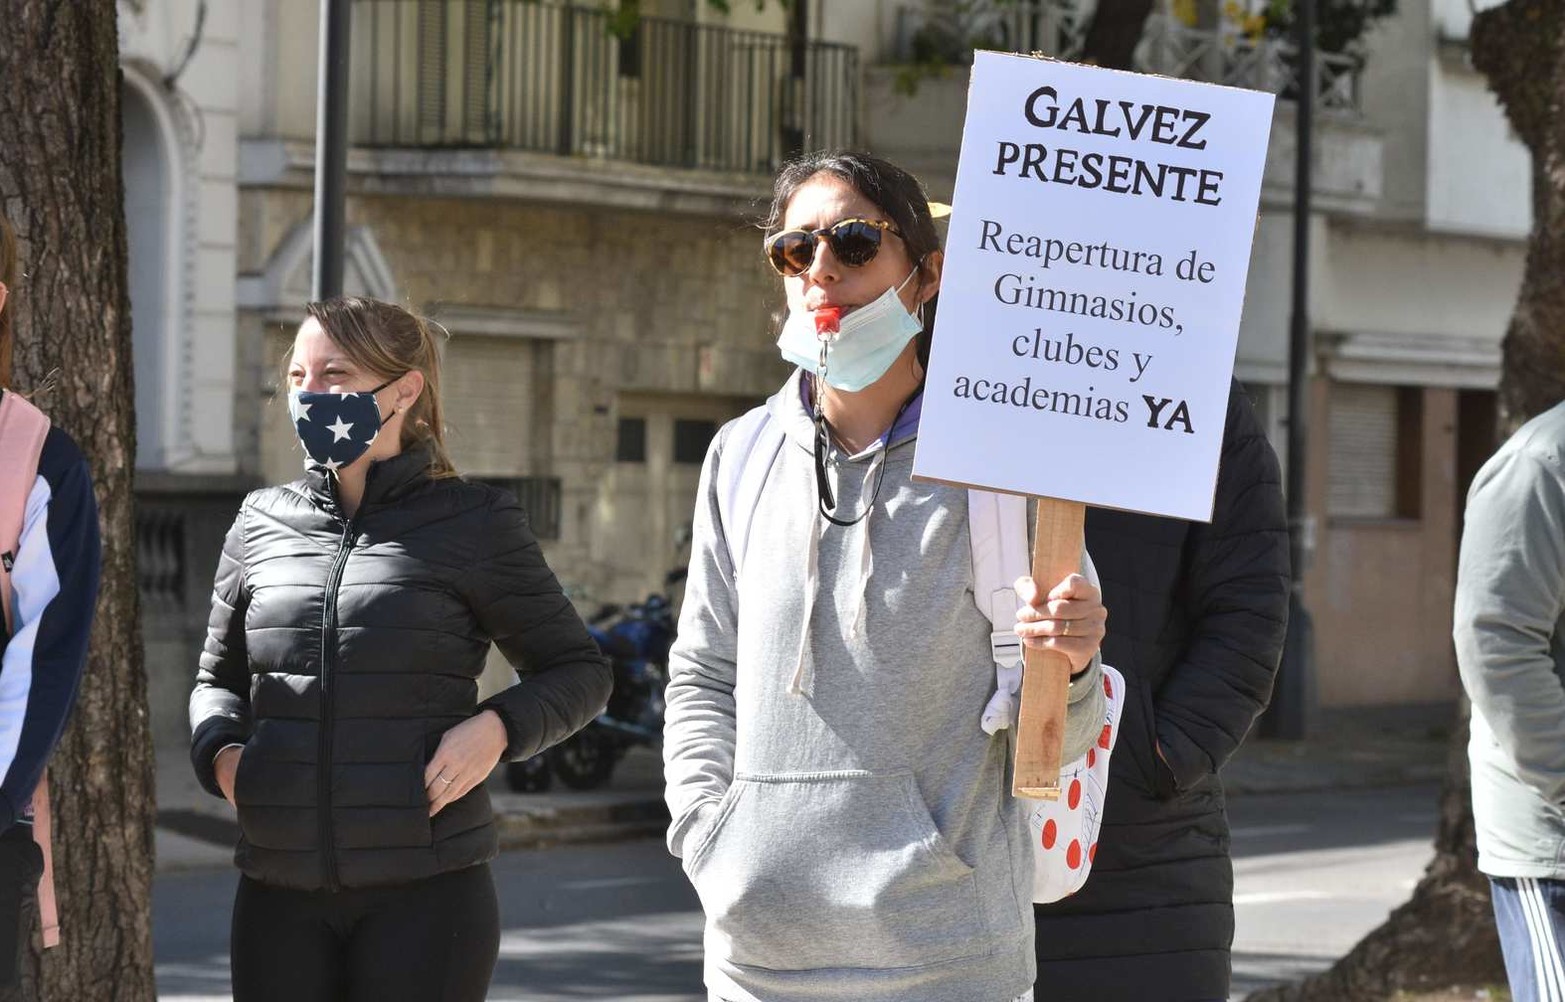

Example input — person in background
[1455,399,1565,1002]
[0,210,101,983]
[189,296,610,1002]
[1033,380,1289,1000]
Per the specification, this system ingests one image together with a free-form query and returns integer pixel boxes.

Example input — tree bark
[0,2,156,1001]
[1079,0,1157,69]
[1470,0,1565,435]
[1251,1,1565,998]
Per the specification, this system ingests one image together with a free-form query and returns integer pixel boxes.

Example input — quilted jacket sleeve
[469,492,612,762]
[1153,382,1290,792]
[189,507,254,798]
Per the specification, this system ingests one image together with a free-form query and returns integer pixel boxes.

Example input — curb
[1222,764,1447,798]
[494,798,670,850]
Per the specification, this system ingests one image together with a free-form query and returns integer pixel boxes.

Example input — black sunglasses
[763,217,903,277]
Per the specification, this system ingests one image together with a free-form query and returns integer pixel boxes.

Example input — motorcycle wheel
[550,731,618,790]
[505,754,553,793]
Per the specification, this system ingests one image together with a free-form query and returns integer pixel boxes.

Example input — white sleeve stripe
[0,476,55,789]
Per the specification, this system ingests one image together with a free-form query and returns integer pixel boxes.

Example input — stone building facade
[123,0,1529,750]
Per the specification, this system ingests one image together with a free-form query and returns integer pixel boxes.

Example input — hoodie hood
[772,368,925,460]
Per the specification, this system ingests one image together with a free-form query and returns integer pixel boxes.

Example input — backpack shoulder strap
[970,490,1100,735]
[715,406,785,583]
[0,392,51,637]
[968,489,1031,632]
[970,490,1030,734]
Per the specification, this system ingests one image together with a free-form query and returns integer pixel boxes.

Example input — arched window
[122,73,188,471]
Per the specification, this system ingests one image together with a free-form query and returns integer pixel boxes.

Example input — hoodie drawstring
[790,448,884,696]
[790,511,825,696]
[846,450,882,641]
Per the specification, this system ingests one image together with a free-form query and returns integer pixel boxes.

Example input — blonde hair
[294,297,459,478]
[0,210,16,388]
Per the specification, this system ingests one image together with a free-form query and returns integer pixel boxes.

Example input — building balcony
[892,1,1364,116]
[872,2,1379,212]
[347,0,857,176]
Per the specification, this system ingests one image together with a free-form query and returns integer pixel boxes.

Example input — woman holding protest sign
[662,151,1110,1002]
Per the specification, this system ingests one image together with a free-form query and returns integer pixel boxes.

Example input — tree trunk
[0,3,156,1001]
[1471,0,1565,435]
[1250,1,1565,998]
[1079,0,1157,70]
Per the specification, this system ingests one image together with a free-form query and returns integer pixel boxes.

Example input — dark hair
[764,151,943,368]
[291,297,459,479]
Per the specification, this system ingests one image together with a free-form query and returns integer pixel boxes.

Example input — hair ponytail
[404,314,456,478]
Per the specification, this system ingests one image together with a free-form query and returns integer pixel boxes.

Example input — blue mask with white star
[287,377,398,474]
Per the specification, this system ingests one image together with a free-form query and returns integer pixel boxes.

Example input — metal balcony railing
[351,0,859,174]
[1136,15,1362,113]
[893,1,1363,114]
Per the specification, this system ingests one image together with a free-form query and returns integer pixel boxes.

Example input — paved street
[1229,784,1439,997]
[154,784,1440,1001]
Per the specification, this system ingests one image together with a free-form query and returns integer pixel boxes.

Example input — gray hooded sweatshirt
[664,371,1105,1002]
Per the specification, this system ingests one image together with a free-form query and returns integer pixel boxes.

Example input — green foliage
[1260,0,1397,54]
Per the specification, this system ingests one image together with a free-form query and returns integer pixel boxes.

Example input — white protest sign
[913,52,1275,522]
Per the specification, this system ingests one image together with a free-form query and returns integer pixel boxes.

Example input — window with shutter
[1327,384,1422,520]
[440,334,544,475]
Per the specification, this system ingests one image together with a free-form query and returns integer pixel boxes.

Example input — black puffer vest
[189,448,610,891]
[1034,381,1290,1000]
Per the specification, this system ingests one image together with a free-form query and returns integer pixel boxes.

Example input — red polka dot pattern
[1041,819,1058,850]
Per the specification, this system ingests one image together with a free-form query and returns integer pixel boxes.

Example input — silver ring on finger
[1061,619,1071,639]
[438,771,455,787]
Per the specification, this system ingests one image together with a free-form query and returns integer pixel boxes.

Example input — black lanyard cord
[811,378,916,529]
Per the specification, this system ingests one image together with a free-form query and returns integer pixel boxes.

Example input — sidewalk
[154,702,1456,873]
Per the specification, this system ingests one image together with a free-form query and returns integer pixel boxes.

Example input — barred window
[616,417,647,463]
[673,419,718,465]
[473,476,563,540]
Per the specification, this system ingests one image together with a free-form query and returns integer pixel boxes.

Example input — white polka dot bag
[1024,664,1125,903]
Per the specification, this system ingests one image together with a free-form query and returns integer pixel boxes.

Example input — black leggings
[230,864,499,1002]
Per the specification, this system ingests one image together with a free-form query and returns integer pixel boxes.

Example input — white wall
[815,0,893,60]
[1426,66,1530,239]
[1422,0,1531,238]
[1315,225,1522,347]
[119,0,241,473]
[1354,0,1430,224]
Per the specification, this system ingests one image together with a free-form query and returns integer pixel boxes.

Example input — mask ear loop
[369,373,410,429]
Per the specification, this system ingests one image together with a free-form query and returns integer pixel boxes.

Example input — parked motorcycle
[506,569,684,792]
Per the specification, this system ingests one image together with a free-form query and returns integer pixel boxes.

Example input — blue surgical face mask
[776,267,924,392]
[287,377,399,473]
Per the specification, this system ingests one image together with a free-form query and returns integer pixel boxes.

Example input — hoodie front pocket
[686,770,990,972]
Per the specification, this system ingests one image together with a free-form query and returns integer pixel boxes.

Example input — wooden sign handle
[1012,498,1087,799]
